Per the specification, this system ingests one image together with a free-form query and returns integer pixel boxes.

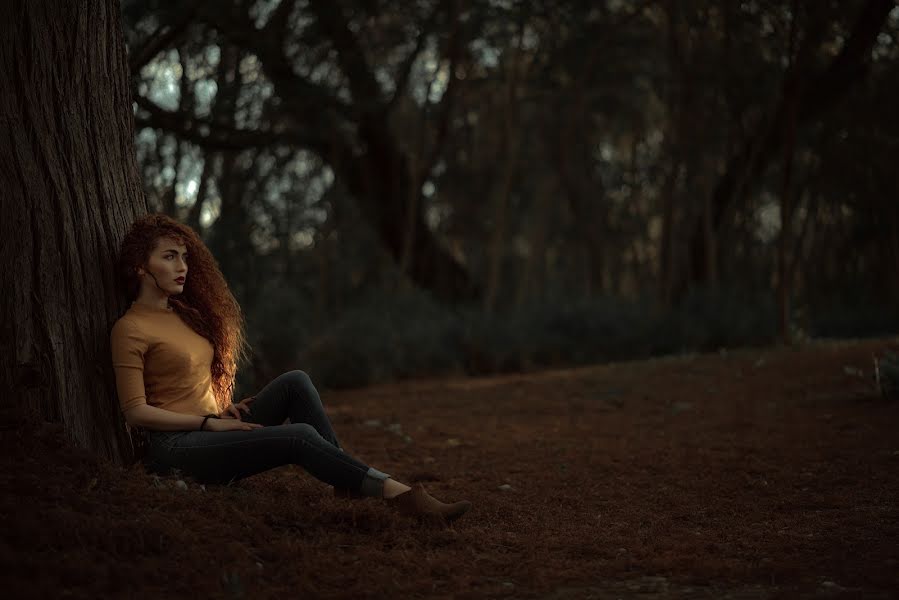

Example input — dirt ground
[2,338,898,599]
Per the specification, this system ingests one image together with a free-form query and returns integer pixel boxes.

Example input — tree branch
[129,1,202,74]
[306,0,384,113]
[196,1,356,120]
[803,0,896,117]
[134,95,330,154]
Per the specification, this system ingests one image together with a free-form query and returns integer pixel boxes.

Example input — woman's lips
[175,278,185,284]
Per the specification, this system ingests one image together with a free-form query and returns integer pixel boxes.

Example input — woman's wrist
[199,413,219,431]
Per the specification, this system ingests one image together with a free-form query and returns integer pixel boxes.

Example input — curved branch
[134,95,331,154]
[196,1,355,121]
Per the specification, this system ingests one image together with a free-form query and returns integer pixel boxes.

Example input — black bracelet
[199,413,219,431]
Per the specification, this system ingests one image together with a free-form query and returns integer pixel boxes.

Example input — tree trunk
[483,119,522,312]
[342,117,481,304]
[658,161,680,307]
[185,156,210,232]
[0,0,148,465]
[777,3,802,345]
[516,177,553,307]
[552,94,607,299]
[183,41,240,236]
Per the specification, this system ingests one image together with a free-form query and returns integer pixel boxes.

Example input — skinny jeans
[144,370,391,497]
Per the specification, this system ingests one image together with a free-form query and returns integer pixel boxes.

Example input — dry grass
[2,338,898,599]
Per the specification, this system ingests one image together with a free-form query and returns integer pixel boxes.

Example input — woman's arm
[124,403,207,431]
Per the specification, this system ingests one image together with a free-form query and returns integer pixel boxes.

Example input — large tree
[0,0,148,464]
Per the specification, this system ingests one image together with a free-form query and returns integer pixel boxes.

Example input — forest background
[3,3,899,596]
[123,0,899,396]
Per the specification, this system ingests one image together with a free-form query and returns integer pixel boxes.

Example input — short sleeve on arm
[110,317,149,413]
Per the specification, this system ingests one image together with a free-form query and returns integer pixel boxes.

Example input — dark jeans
[144,370,390,496]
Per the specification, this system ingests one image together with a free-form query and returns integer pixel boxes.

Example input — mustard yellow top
[110,301,219,416]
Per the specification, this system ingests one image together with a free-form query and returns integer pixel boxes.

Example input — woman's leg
[241,370,399,496]
[150,422,389,493]
[241,370,341,445]
[147,370,390,494]
[146,370,470,521]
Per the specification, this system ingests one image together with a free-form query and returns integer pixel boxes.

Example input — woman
[110,213,470,523]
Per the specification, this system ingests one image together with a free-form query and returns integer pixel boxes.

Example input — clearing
[2,338,897,599]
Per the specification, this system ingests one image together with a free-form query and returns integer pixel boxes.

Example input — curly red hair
[116,213,249,412]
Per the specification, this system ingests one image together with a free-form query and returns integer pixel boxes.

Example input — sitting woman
[110,213,470,523]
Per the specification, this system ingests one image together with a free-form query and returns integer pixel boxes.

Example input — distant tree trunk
[185,156,210,232]
[483,119,522,312]
[777,1,802,345]
[400,153,422,279]
[552,89,607,299]
[516,177,553,307]
[659,0,687,307]
[202,44,257,304]
[0,0,148,464]
[159,139,182,217]
[658,161,680,306]
[483,36,530,312]
[788,184,819,309]
[886,202,899,301]
[183,41,240,236]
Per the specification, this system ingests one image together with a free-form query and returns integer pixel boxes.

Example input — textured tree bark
[0,0,148,464]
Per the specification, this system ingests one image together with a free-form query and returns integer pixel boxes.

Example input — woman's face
[141,236,189,295]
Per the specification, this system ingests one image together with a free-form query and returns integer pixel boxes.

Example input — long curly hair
[116,213,249,412]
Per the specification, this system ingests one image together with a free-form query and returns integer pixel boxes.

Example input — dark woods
[124,0,899,389]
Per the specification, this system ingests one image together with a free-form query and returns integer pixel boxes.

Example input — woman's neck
[133,289,171,310]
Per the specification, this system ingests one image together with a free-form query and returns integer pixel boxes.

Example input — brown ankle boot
[387,483,471,523]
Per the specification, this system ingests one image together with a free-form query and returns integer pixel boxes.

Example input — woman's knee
[284,369,312,388]
[285,422,321,440]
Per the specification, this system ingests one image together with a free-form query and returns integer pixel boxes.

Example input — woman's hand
[220,396,256,421]
[206,416,264,432]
